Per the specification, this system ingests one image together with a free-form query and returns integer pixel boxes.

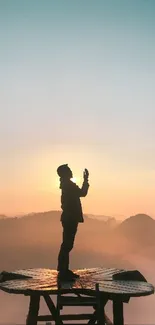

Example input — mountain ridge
[2,210,154,221]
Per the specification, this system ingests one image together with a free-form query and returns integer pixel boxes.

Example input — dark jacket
[60,179,89,223]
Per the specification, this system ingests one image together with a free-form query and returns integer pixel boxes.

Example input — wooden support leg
[113,300,124,325]
[88,298,107,325]
[94,284,107,325]
[44,295,63,325]
[26,294,40,325]
[87,310,98,324]
[97,297,107,325]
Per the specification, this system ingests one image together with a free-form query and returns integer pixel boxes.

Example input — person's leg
[57,222,69,273]
[66,222,78,270]
[57,222,78,274]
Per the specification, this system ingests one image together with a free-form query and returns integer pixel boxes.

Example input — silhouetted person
[57,164,89,280]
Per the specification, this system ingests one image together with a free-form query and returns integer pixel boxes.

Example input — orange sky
[1,145,155,219]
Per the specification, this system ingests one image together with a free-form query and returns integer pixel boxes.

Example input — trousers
[57,221,78,272]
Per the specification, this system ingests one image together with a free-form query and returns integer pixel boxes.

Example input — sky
[0,0,155,218]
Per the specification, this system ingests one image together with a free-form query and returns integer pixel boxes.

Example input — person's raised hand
[83,168,89,181]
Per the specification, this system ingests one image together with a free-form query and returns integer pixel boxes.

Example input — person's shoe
[58,270,79,281]
[67,270,80,279]
[58,272,75,281]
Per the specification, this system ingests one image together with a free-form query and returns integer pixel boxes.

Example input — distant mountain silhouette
[15,210,118,228]
[84,214,118,227]
[117,213,155,246]
[0,214,7,219]
[86,214,112,221]
[0,210,133,271]
[0,210,154,272]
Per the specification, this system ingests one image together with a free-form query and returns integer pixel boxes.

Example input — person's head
[57,164,73,179]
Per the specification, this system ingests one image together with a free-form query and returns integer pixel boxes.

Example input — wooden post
[44,295,63,325]
[95,283,106,325]
[26,294,40,325]
[113,300,124,325]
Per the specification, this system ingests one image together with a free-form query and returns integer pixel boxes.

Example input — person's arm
[79,179,89,197]
[76,169,90,197]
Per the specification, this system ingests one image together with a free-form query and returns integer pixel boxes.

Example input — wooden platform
[0,267,154,325]
[0,267,153,297]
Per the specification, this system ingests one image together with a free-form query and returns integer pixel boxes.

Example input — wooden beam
[38,313,95,321]
[43,295,63,325]
[59,295,98,306]
[26,294,40,325]
[38,312,113,323]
